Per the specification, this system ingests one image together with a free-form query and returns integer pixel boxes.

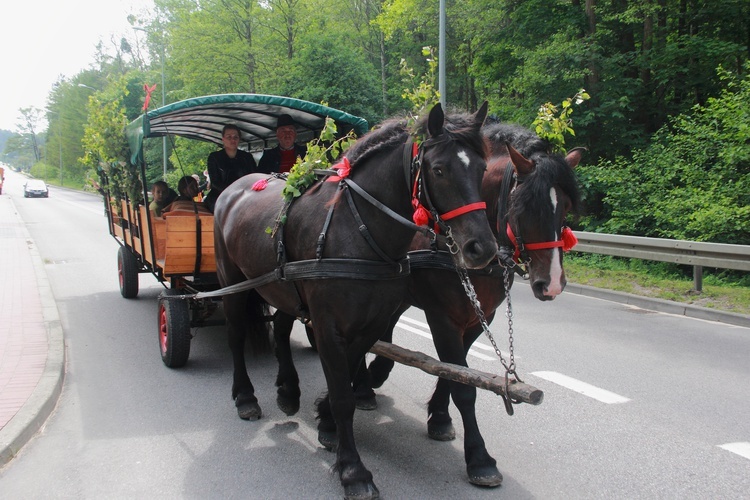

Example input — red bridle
[505,224,578,262]
[410,142,487,230]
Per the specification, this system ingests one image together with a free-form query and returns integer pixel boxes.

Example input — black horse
[354,122,583,487]
[213,103,496,499]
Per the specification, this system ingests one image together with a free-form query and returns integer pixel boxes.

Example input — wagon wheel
[117,246,139,298]
[158,289,192,368]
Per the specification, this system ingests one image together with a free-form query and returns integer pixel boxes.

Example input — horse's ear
[474,101,489,127]
[565,147,586,169]
[507,143,534,176]
[427,102,445,138]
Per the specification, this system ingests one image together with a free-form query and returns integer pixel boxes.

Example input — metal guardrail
[572,231,750,291]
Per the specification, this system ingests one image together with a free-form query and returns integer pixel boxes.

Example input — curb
[0,198,66,467]
[564,282,750,329]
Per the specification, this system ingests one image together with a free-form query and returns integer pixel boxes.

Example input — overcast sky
[0,0,154,132]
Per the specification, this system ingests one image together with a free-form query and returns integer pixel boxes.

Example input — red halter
[505,224,578,262]
[410,142,486,230]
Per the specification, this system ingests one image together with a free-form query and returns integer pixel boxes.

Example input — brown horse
[354,122,583,487]
[213,103,496,499]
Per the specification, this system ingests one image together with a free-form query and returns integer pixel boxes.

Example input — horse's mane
[484,122,581,218]
[344,117,409,166]
[345,107,486,167]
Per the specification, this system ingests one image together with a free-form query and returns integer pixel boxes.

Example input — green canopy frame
[126,93,370,166]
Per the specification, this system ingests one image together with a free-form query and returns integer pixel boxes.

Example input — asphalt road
[1,180,748,499]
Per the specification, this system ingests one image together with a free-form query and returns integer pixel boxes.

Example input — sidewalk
[0,195,65,466]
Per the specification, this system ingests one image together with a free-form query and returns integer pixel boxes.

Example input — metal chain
[443,225,460,255]
[455,264,520,382]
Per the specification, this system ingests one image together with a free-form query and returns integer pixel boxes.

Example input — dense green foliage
[2,0,748,246]
[577,66,750,244]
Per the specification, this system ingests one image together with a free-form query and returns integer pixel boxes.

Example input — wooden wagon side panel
[137,205,159,267]
[161,215,216,275]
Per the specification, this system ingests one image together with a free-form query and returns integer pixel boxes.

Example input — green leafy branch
[400,46,441,132]
[532,89,590,153]
[267,116,358,235]
[281,116,357,202]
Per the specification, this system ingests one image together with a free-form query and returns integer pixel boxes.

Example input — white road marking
[395,320,431,339]
[395,315,511,361]
[531,371,631,404]
[718,442,750,461]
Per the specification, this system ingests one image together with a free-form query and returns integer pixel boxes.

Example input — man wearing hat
[258,114,307,174]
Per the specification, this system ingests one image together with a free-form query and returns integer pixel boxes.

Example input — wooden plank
[138,205,155,266]
[369,341,543,405]
[164,215,214,232]
[165,233,216,248]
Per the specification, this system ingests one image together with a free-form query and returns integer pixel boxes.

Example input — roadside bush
[577,65,750,244]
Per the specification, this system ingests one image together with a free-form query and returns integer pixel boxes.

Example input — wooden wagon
[103,94,369,367]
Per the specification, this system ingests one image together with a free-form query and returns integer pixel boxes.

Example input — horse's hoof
[318,430,338,451]
[237,401,262,421]
[344,481,380,500]
[427,421,456,441]
[468,466,503,487]
[276,395,300,416]
[355,395,377,411]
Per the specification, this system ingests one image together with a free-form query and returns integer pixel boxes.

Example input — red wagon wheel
[158,289,192,368]
[117,246,139,298]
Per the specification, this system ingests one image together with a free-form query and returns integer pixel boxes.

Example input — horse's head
[508,146,582,300]
[484,123,582,300]
[414,102,498,269]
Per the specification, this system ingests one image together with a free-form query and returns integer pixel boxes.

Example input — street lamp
[133,26,168,180]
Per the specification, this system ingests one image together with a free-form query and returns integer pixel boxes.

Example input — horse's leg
[428,312,502,487]
[352,356,377,410]
[273,311,301,416]
[315,320,379,499]
[366,310,400,388]
[224,291,262,420]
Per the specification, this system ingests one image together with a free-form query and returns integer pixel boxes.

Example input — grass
[564,254,750,316]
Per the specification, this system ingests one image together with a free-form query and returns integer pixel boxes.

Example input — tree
[576,65,750,244]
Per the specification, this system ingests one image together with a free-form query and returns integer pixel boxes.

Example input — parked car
[24,179,49,198]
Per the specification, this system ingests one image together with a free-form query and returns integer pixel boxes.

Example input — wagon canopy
[125,93,370,166]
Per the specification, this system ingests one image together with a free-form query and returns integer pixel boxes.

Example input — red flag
[142,84,157,111]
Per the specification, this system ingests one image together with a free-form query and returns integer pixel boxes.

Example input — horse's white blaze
[545,187,564,297]
[457,150,470,168]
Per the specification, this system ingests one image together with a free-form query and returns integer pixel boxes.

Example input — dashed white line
[395,315,509,361]
[531,371,631,404]
[718,442,750,461]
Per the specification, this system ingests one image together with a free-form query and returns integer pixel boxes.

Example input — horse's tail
[244,290,273,354]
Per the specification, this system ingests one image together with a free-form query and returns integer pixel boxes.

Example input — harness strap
[316,202,336,259]
[342,177,436,239]
[178,257,411,301]
[342,184,396,263]
[440,202,487,221]
[192,202,202,276]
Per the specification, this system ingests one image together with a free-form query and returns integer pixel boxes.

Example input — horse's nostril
[463,239,496,267]
[532,280,547,296]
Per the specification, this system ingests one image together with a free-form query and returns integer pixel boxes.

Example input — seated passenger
[149,181,177,217]
[257,114,307,174]
[163,175,211,215]
[204,124,257,212]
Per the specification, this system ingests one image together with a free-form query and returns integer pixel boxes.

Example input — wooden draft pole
[369,341,543,406]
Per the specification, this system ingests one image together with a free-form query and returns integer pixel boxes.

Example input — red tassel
[561,227,578,251]
[413,205,430,226]
[252,178,269,191]
[335,157,351,179]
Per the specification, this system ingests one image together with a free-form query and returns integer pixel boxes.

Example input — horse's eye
[432,166,444,177]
